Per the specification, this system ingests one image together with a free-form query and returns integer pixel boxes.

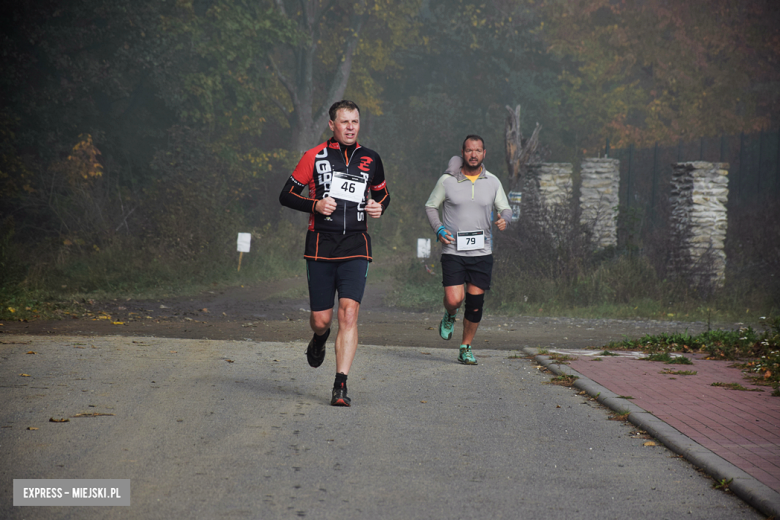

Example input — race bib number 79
[329,172,366,203]
[456,230,485,251]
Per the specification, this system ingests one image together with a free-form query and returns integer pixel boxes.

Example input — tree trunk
[271,1,367,153]
[504,104,541,191]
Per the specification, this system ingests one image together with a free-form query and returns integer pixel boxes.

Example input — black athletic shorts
[306,258,369,312]
[441,254,493,291]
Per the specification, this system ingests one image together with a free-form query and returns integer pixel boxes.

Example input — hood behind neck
[445,155,485,180]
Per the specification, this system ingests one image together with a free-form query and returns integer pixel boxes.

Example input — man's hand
[495,217,507,231]
[437,227,454,245]
[366,199,383,218]
[315,196,337,215]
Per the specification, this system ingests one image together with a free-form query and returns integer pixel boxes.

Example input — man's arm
[279,151,317,213]
[279,175,317,213]
[425,174,455,244]
[368,155,390,217]
[424,175,447,232]
[493,178,513,229]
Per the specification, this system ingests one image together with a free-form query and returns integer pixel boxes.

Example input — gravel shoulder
[1,277,746,350]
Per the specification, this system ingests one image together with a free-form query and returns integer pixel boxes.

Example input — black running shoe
[331,383,351,407]
[305,328,330,368]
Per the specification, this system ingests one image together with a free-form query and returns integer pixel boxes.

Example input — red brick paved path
[563,352,780,494]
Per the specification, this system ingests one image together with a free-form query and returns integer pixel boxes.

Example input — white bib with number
[456,230,485,251]
[329,172,367,203]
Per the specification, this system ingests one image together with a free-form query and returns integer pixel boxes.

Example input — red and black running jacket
[279,137,390,262]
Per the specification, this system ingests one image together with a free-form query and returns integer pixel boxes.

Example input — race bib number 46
[329,172,366,203]
[456,230,485,251]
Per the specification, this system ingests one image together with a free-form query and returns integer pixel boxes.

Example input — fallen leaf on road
[27,427,38,430]
[427,327,434,330]
[200,308,209,313]
[26,351,36,355]
[71,413,115,418]
[556,405,561,408]
[20,373,30,377]
[226,359,234,363]
[420,401,427,403]
[49,418,70,423]
[112,321,124,325]
[643,441,656,446]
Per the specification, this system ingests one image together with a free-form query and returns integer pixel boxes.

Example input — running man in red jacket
[279,100,390,406]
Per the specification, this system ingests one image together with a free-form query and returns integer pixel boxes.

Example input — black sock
[314,328,330,342]
[334,372,348,389]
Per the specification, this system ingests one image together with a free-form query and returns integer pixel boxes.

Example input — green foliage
[385,258,443,311]
[1,0,777,327]
[605,318,780,388]
[41,225,303,299]
[643,352,693,365]
[661,369,697,376]
[162,0,297,144]
[539,0,780,152]
[711,382,763,392]
[0,222,81,321]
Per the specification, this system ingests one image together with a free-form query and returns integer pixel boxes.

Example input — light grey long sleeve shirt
[425,156,513,257]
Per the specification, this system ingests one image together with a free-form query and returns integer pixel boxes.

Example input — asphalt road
[0,335,761,519]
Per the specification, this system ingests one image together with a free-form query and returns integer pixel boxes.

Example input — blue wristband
[436,226,447,242]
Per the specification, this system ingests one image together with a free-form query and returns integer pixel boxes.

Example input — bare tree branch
[268,55,298,124]
[312,12,366,131]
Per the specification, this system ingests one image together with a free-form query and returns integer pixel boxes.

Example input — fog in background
[1,0,779,317]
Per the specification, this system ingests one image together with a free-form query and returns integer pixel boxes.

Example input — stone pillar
[521,163,573,223]
[579,158,620,248]
[669,161,729,286]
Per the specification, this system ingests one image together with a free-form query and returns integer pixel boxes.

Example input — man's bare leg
[310,309,333,336]
[443,284,465,315]
[334,298,360,375]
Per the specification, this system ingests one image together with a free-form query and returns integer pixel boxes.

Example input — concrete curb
[524,347,780,519]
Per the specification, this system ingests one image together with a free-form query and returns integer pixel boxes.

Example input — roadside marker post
[417,238,430,259]
[237,233,251,272]
[417,238,435,275]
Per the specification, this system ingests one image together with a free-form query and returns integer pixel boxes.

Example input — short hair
[462,134,485,150]
[329,100,361,121]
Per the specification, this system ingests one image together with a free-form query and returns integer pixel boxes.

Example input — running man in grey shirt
[425,135,513,365]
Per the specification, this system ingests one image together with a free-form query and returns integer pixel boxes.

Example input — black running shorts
[440,254,493,291]
[306,258,369,312]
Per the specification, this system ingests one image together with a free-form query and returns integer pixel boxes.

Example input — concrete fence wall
[579,158,620,248]
[669,161,729,286]
[521,163,573,222]
[516,159,729,287]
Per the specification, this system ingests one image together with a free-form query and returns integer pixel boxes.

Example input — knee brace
[464,293,484,323]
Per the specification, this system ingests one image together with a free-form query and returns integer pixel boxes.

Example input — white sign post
[417,238,431,259]
[237,233,251,271]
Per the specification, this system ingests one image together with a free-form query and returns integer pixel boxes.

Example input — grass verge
[605,317,780,394]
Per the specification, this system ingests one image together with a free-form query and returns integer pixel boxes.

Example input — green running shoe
[439,311,456,340]
[458,345,478,365]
